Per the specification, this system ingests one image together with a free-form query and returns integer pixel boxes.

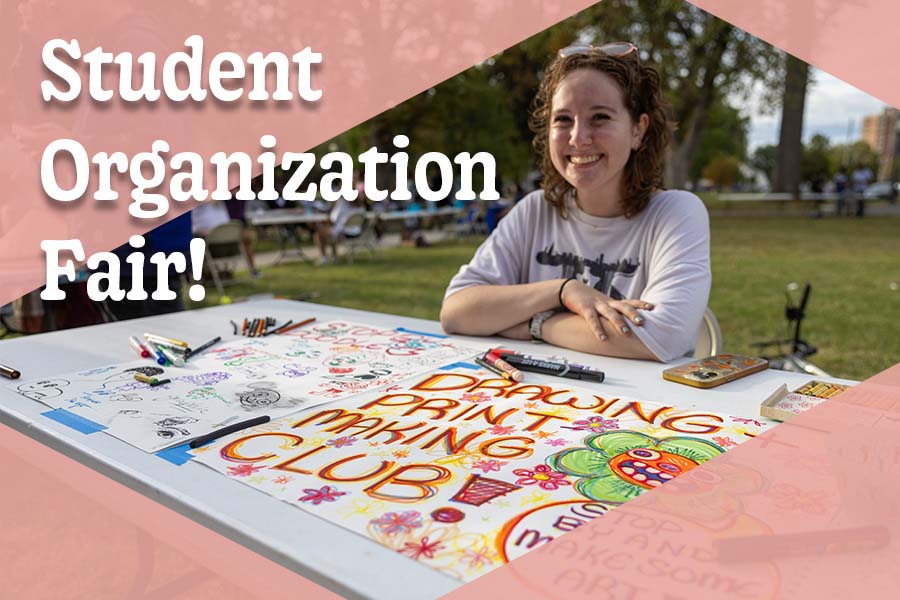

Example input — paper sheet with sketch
[10,321,483,452]
[191,365,773,582]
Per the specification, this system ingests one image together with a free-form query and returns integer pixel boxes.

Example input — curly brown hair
[529,49,673,218]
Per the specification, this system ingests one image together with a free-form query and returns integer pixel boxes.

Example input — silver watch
[529,310,556,341]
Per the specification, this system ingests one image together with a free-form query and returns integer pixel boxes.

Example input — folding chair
[693,307,723,358]
[202,220,251,295]
[339,213,378,263]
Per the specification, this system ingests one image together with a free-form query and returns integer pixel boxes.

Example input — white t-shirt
[330,198,363,237]
[445,189,711,361]
[191,202,231,234]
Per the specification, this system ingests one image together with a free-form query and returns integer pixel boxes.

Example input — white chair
[202,220,250,295]
[693,307,723,358]
[338,213,378,263]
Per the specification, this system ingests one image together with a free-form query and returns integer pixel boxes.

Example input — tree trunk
[771,55,809,196]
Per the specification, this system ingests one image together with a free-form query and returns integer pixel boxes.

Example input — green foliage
[702,155,742,188]
[828,141,880,173]
[691,100,750,182]
[751,145,777,184]
[801,133,832,184]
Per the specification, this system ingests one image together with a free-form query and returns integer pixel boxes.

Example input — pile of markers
[128,332,222,371]
[230,316,315,337]
[477,348,605,383]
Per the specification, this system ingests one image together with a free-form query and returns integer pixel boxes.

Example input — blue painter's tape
[440,361,481,371]
[394,327,448,339]
[42,409,106,435]
[155,443,194,466]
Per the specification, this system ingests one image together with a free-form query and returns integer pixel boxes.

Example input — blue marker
[143,340,168,366]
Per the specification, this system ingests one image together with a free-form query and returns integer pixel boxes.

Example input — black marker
[149,378,172,387]
[499,354,605,383]
[186,336,222,359]
[0,363,21,380]
[189,415,271,448]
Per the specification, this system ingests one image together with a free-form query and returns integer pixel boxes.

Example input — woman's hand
[560,279,654,342]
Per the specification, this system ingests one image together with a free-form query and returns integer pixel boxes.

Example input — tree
[751,145,777,186]
[690,99,750,187]
[801,133,832,188]
[771,54,811,196]
[702,155,742,188]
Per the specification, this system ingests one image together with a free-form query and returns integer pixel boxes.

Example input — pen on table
[0,363,21,380]
[484,350,523,382]
[143,340,168,366]
[144,333,189,348]
[230,320,238,335]
[241,319,249,335]
[275,317,316,334]
[150,378,171,387]
[248,318,259,337]
[157,345,185,367]
[189,415,271,448]
[128,336,151,359]
[263,320,292,336]
[186,336,221,359]
[134,373,158,384]
[474,356,511,380]
[500,353,605,383]
[256,318,265,337]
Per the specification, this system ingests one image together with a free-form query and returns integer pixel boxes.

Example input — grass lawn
[197,216,900,381]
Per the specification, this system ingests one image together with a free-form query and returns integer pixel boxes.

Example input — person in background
[314,192,364,264]
[851,164,874,218]
[441,42,711,362]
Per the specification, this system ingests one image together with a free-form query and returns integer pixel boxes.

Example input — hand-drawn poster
[192,366,772,582]
[10,322,482,452]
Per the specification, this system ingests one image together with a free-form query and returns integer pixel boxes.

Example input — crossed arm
[440,278,659,361]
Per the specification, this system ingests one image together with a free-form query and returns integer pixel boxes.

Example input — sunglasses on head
[558,42,638,59]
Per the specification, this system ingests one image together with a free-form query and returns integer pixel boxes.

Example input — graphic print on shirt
[536,243,639,300]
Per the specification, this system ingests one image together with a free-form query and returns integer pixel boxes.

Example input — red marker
[484,350,523,382]
[128,336,151,359]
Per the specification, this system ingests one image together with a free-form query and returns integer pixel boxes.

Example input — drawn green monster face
[546,431,725,503]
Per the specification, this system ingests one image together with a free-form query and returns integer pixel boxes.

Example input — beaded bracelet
[558,277,575,309]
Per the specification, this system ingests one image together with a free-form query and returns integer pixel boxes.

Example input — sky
[746,68,889,152]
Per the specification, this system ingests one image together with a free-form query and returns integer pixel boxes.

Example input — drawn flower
[731,416,764,427]
[567,416,620,433]
[711,436,738,448]
[227,463,265,477]
[399,536,444,561]
[489,425,515,435]
[327,436,356,448]
[545,438,568,447]
[472,459,506,473]
[512,464,570,491]
[546,430,725,503]
[535,430,556,439]
[460,391,494,404]
[272,475,293,485]
[392,449,410,458]
[298,485,347,505]
[765,483,831,515]
[370,511,423,535]
[460,545,497,570]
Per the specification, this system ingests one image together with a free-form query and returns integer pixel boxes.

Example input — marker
[256,318,265,337]
[128,336,151,359]
[248,318,259,337]
[483,351,523,382]
[0,363,21,380]
[134,373,158,384]
[189,415,271,449]
[230,320,238,335]
[474,356,510,379]
[158,346,185,367]
[186,336,221,359]
[150,378,171,387]
[276,317,316,334]
[499,353,605,383]
[264,320,292,336]
[143,340,168,366]
[144,333,189,348]
[241,319,249,335]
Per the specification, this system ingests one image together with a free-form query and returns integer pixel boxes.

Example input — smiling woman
[440,44,712,363]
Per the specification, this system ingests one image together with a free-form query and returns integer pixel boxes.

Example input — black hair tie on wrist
[558,277,575,310]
